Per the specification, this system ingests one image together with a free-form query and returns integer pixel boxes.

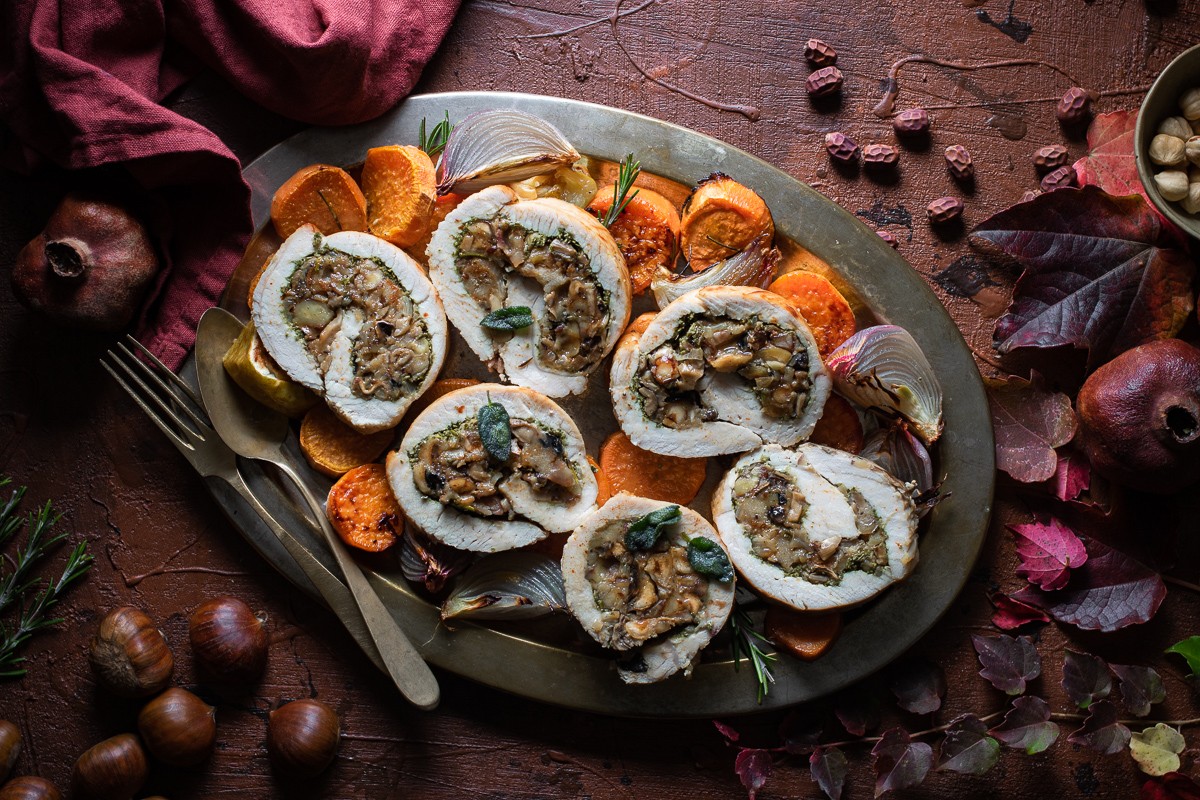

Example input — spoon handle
[276,462,441,711]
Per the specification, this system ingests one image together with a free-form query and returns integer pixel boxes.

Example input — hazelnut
[1154,170,1189,202]
[1021,190,1042,203]
[876,230,899,248]
[1186,136,1200,167]
[806,66,843,98]
[1041,165,1077,192]
[1159,116,1193,140]
[893,108,930,137]
[862,143,899,167]
[1179,87,1200,121]
[1056,87,1095,124]
[1192,118,1200,135]
[1033,144,1069,173]
[1149,134,1187,167]
[1183,182,1200,215]
[824,132,859,162]
[803,38,837,67]
[926,196,964,224]
[944,145,974,180]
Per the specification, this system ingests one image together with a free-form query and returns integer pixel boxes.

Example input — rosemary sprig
[730,608,776,703]
[419,112,453,159]
[0,480,93,678]
[600,153,641,227]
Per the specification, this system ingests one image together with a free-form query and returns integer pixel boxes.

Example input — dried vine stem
[1164,575,1200,594]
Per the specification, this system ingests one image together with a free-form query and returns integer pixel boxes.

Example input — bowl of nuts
[1137,43,1200,237]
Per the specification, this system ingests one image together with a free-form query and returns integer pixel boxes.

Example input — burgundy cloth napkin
[1,0,460,369]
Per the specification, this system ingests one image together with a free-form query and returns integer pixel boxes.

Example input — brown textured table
[3,1,1200,798]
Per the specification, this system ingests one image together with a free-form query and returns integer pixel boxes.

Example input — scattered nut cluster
[1147,87,1200,215]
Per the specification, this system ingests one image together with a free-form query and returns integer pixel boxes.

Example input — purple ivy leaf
[1014,536,1167,631]
[713,720,741,743]
[972,633,1042,695]
[1142,771,1200,800]
[1053,451,1091,502]
[1068,699,1131,755]
[990,696,1060,754]
[937,714,1001,775]
[871,727,933,797]
[835,691,881,737]
[809,746,848,800]
[1009,516,1088,591]
[990,592,1051,630]
[779,709,825,755]
[1112,664,1167,717]
[890,660,946,715]
[735,749,773,800]
[1062,649,1113,709]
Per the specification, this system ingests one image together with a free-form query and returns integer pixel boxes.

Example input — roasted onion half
[610,285,830,457]
[387,383,598,552]
[562,493,735,684]
[712,443,918,611]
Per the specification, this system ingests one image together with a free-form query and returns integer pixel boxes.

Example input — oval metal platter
[212,91,994,718]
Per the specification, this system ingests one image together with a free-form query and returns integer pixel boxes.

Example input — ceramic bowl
[1136,43,1200,238]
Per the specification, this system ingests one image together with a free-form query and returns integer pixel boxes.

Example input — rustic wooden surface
[3,1,1200,797]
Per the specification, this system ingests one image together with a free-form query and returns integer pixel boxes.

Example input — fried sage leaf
[481,305,534,332]
[478,400,512,462]
[688,537,734,582]
[625,505,682,550]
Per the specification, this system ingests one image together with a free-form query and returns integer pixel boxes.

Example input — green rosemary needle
[419,112,453,159]
[730,608,777,703]
[601,153,642,227]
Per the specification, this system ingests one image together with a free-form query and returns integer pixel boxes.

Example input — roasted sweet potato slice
[270,165,368,239]
[361,145,437,248]
[767,270,857,356]
[765,607,842,661]
[588,185,681,294]
[299,404,395,478]
[809,394,865,453]
[406,192,464,267]
[599,431,706,506]
[326,464,404,552]
[679,174,774,272]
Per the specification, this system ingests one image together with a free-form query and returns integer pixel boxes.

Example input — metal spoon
[195,307,440,710]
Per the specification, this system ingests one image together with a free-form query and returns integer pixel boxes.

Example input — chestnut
[0,720,20,784]
[267,700,340,778]
[89,607,173,698]
[70,734,147,800]
[136,688,216,766]
[188,597,268,685]
[0,776,62,800]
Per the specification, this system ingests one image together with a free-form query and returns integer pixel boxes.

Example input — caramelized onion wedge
[562,493,735,684]
[650,231,778,309]
[442,552,566,621]
[437,110,580,195]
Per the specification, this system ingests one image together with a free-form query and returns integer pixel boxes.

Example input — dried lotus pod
[876,230,899,248]
[926,196,963,224]
[1149,134,1187,167]
[1033,144,1069,173]
[944,145,974,180]
[806,66,843,98]
[892,108,930,137]
[862,144,899,167]
[1056,87,1095,124]
[824,132,859,162]
[1040,165,1077,192]
[803,38,837,67]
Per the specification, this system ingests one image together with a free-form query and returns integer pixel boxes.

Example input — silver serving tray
[199,91,994,717]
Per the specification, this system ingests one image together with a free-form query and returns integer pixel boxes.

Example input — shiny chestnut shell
[0,776,62,800]
[267,699,340,778]
[188,597,268,684]
[89,607,173,698]
[137,688,216,766]
[70,734,147,800]
[0,720,21,784]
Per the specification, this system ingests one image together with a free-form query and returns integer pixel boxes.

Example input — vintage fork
[100,336,387,672]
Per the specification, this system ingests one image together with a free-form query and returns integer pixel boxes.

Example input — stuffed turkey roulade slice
[388,384,599,552]
[427,185,632,397]
[252,226,448,432]
[712,443,918,611]
[562,494,735,684]
[611,285,830,457]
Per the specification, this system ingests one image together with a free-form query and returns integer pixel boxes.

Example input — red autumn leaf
[735,748,773,800]
[988,376,1076,483]
[809,746,848,800]
[713,720,741,742]
[889,659,945,715]
[1143,772,1200,800]
[1062,649,1112,709]
[989,696,1060,754]
[871,727,933,797]
[1010,516,1089,591]
[972,186,1195,368]
[1053,451,1091,502]
[1013,535,1167,631]
[1111,664,1166,717]
[972,633,1041,695]
[1073,110,1142,198]
[937,714,1001,775]
[990,592,1050,630]
[1067,699,1131,755]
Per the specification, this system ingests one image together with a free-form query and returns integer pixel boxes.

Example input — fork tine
[114,341,212,433]
[104,345,211,442]
[100,359,193,451]
[123,335,205,412]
